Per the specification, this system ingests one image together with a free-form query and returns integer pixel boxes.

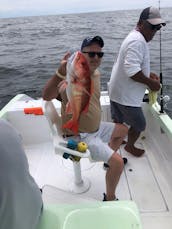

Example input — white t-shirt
[109,29,150,107]
[0,119,43,229]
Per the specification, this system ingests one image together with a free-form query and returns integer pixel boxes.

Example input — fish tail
[58,80,68,93]
[62,120,79,135]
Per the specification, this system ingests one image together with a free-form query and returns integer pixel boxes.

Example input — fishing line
[159,0,164,113]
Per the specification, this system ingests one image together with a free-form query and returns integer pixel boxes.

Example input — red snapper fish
[60,51,93,134]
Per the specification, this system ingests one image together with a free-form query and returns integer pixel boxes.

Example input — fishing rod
[159,0,164,113]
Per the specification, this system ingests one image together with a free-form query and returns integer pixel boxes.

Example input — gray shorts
[78,122,115,163]
[110,100,146,132]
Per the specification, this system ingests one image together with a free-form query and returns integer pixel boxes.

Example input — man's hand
[58,52,71,76]
[149,72,161,91]
[150,72,160,81]
[131,71,161,91]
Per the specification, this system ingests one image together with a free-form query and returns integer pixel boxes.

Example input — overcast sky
[0,0,172,18]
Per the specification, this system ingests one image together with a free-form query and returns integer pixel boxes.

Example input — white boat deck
[1,94,172,228]
[24,138,172,229]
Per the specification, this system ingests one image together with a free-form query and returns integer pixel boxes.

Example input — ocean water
[0,8,172,114]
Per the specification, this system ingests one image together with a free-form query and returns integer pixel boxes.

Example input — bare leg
[109,123,128,151]
[105,152,124,200]
[124,127,144,157]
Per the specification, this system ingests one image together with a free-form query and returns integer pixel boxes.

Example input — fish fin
[75,82,85,90]
[62,120,79,135]
[83,88,91,96]
[77,78,93,96]
[58,80,68,93]
[75,83,91,97]
[82,103,89,113]
[65,102,73,114]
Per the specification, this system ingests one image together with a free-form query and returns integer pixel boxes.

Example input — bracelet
[56,69,66,79]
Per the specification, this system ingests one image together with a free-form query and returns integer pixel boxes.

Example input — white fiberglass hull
[1,92,172,229]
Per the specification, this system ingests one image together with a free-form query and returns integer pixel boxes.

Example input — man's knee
[115,123,128,137]
[108,153,124,171]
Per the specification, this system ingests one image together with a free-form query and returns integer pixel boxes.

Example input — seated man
[42,36,128,201]
[0,119,43,229]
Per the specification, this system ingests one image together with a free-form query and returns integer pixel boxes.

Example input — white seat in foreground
[38,200,142,229]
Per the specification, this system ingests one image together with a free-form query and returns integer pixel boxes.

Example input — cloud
[0,0,172,18]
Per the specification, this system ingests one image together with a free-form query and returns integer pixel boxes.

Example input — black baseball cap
[81,36,104,51]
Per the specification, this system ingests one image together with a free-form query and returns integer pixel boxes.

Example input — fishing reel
[162,95,172,115]
[158,94,171,114]
[160,95,170,103]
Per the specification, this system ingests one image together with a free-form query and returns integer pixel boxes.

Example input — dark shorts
[110,100,146,132]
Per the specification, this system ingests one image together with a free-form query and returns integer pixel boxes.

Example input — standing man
[109,7,166,157]
[42,36,128,201]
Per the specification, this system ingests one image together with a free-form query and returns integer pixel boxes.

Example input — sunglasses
[82,51,104,58]
[147,22,162,31]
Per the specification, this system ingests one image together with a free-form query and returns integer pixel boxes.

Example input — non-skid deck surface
[25,138,172,229]
[120,143,167,213]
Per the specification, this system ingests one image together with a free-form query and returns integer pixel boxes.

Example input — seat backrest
[42,100,63,138]
[42,100,91,159]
